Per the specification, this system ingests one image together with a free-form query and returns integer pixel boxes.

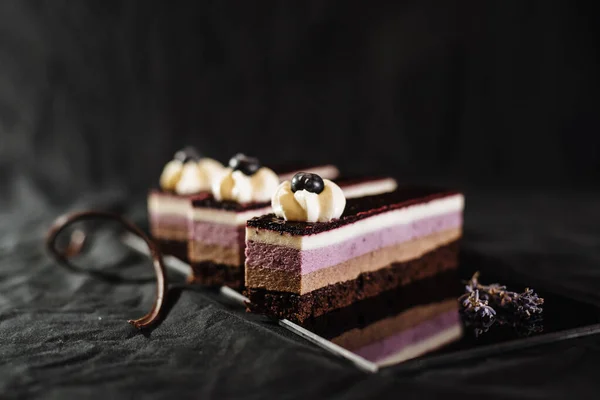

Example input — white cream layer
[247,194,464,250]
[148,193,192,217]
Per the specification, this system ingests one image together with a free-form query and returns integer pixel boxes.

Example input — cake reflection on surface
[342,300,461,366]
[299,270,463,366]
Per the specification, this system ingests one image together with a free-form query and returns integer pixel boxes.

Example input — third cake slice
[245,173,464,323]
[150,149,340,262]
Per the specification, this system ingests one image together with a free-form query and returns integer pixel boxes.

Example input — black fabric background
[2,1,600,399]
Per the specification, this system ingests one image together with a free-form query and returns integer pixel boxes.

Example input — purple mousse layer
[189,221,245,247]
[246,211,462,274]
[353,310,460,362]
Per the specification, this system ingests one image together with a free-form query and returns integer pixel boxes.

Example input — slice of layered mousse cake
[244,174,465,323]
[188,159,398,288]
[148,147,225,260]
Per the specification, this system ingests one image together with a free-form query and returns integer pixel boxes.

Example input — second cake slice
[245,184,464,323]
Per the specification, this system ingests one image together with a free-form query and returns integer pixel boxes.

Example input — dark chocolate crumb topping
[191,195,270,211]
[149,188,211,200]
[247,185,461,236]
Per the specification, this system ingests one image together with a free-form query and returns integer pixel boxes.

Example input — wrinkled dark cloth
[2,182,600,399]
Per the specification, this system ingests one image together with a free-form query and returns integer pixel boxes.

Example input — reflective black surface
[296,260,600,368]
[425,261,600,359]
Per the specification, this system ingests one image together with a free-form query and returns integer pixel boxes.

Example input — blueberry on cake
[244,173,465,322]
[148,147,225,260]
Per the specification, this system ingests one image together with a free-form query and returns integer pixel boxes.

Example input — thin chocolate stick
[46,210,167,329]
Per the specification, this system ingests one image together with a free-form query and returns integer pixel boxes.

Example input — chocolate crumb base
[155,239,188,262]
[247,186,461,236]
[244,240,460,324]
[189,261,244,290]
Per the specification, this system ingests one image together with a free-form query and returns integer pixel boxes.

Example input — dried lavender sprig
[459,290,496,327]
[463,271,481,294]
[464,272,506,295]
[512,288,544,319]
[462,272,544,321]
[460,290,497,337]
[487,287,544,320]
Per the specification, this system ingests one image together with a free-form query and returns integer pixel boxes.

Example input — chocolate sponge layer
[244,240,460,323]
[155,238,188,262]
[189,261,244,289]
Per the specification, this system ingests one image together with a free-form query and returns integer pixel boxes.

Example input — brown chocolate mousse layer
[151,226,188,242]
[245,240,460,323]
[189,261,244,289]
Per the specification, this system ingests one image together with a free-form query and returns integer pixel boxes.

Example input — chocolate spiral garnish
[46,210,167,329]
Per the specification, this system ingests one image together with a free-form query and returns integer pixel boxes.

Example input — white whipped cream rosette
[272,178,346,223]
[175,158,225,195]
[213,166,280,204]
[159,155,225,194]
[159,159,184,191]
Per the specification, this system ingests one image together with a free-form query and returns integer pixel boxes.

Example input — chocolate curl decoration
[46,210,167,329]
